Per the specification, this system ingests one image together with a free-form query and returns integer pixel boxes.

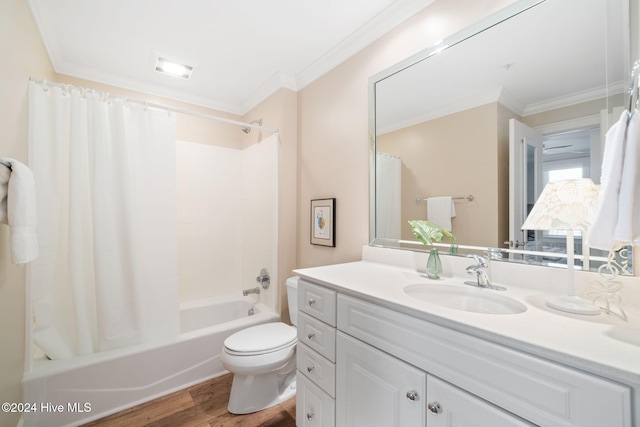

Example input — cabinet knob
[306,412,314,420]
[307,366,315,373]
[308,298,316,306]
[307,332,315,340]
[406,390,419,402]
[427,401,441,415]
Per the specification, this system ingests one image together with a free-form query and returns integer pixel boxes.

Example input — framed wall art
[310,198,335,247]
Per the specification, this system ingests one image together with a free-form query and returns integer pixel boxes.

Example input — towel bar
[415,194,474,204]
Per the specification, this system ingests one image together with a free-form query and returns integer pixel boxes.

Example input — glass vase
[426,248,442,279]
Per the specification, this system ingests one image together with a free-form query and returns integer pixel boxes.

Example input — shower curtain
[376,152,402,239]
[27,81,179,359]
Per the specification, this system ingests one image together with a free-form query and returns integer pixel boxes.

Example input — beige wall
[296,0,516,267]
[0,1,56,425]
[377,102,515,247]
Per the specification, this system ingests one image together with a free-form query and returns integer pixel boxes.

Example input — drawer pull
[307,366,315,373]
[406,390,419,402]
[307,412,314,420]
[307,332,315,340]
[427,401,441,415]
[308,298,316,306]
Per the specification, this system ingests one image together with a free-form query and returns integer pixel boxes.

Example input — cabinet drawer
[338,294,631,427]
[298,343,336,397]
[298,312,336,362]
[297,373,335,427]
[299,280,337,326]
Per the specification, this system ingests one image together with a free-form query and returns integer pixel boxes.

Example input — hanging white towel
[587,112,628,250]
[0,158,39,264]
[427,196,456,231]
[614,111,640,244]
[0,162,9,224]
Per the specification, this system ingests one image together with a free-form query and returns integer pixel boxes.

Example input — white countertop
[293,248,640,387]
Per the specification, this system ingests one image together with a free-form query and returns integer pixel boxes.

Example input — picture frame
[310,198,336,247]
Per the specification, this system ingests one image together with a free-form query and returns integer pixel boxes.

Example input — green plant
[408,220,456,247]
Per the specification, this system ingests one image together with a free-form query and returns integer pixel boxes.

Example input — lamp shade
[521,178,600,231]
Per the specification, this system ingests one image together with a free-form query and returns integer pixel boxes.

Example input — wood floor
[81,373,296,427]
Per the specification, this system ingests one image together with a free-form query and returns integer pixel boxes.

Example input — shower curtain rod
[28,77,279,134]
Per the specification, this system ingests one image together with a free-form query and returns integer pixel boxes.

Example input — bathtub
[22,293,279,427]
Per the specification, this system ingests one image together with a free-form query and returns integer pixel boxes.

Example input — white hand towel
[587,111,628,250]
[427,196,456,231]
[0,162,9,224]
[614,111,640,244]
[0,158,39,264]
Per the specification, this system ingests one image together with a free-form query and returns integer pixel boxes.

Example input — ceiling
[27,0,434,115]
[374,0,629,133]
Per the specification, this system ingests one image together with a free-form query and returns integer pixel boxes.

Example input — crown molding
[497,88,526,116]
[377,89,504,135]
[522,83,625,117]
[54,61,246,115]
[294,0,436,91]
[27,0,62,71]
[239,72,297,114]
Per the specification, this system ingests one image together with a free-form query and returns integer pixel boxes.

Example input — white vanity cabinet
[296,280,337,427]
[336,293,631,427]
[336,331,531,427]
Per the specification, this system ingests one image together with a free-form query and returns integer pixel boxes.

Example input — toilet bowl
[221,276,299,414]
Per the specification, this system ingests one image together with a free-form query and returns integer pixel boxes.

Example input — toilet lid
[224,322,297,355]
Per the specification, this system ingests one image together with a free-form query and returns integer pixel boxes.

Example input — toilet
[221,276,299,414]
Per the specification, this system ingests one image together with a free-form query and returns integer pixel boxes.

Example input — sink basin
[403,284,527,315]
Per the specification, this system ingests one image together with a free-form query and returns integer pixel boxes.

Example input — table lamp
[521,179,600,315]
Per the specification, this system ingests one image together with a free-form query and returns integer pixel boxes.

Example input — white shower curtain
[27,81,179,359]
[376,152,402,239]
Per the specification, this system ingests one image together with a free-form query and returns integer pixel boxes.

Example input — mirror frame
[368,0,633,272]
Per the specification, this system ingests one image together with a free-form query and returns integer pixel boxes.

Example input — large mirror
[369,0,633,273]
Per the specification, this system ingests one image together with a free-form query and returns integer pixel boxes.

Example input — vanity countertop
[293,258,640,386]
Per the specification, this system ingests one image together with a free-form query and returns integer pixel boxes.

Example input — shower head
[241,119,262,134]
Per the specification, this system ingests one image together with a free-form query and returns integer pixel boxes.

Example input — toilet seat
[224,322,297,356]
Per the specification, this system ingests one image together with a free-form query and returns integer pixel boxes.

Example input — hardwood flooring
[81,373,296,427]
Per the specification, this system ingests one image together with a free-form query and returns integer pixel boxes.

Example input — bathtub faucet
[242,287,260,296]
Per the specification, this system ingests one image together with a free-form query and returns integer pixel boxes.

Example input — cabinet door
[297,373,336,427]
[426,375,533,426]
[336,332,426,427]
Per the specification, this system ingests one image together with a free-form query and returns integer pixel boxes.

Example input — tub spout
[242,287,260,296]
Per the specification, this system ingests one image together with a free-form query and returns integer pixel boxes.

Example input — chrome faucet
[256,268,270,289]
[464,255,506,291]
[242,287,260,296]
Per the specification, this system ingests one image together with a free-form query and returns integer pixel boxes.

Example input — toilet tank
[286,276,299,326]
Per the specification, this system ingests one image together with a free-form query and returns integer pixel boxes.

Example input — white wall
[176,140,242,300]
[240,135,279,311]
[176,136,278,310]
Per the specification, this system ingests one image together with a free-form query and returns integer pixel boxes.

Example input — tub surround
[294,245,640,426]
